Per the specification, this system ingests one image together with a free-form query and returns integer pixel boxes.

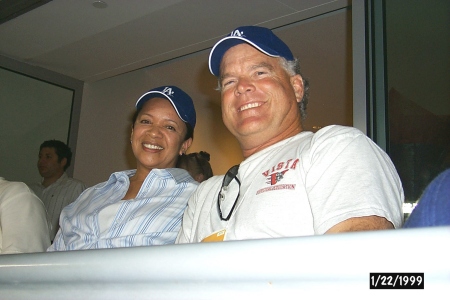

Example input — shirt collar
[104,168,197,186]
[165,168,198,185]
[40,172,68,186]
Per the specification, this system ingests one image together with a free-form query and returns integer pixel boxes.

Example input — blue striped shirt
[48,168,198,251]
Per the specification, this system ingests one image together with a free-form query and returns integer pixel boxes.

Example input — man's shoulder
[314,125,364,137]
[67,178,86,189]
[66,177,85,184]
[60,174,86,189]
[195,175,224,194]
[309,125,366,144]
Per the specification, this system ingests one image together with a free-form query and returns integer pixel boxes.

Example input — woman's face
[131,97,192,172]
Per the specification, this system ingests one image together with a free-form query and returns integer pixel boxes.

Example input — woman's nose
[147,125,162,137]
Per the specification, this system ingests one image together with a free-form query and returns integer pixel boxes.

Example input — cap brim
[135,91,187,124]
[208,36,280,76]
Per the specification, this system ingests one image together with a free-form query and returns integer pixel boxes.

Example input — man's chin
[38,171,48,177]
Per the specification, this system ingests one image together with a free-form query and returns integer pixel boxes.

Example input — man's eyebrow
[250,62,274,71]
[220,62,274,81]
[219,73,230,82]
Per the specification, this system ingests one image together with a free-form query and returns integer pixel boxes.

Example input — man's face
[37,147,65,179]
[219,44,304,153]
[131,97,192,172]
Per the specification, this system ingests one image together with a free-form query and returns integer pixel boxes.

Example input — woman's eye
[140,119,150,124]
[166,125,175,131]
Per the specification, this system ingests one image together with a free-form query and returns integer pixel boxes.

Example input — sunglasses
[217,164,240,221]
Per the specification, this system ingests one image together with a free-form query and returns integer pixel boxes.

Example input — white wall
[0,56,83,185]
[0,68,73,184]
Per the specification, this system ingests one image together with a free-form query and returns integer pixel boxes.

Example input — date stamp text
[370,272,424,289]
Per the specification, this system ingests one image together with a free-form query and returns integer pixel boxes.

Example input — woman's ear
[130,128,134,144]
[179,138,193,155]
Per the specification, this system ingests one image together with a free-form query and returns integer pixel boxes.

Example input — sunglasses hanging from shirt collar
[217,164,240,221]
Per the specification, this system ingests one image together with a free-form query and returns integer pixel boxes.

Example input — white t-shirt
[176,125,404,243]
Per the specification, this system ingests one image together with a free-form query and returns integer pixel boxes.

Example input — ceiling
[0,0,349,82]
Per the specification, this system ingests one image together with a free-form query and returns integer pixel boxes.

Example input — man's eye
[222,80,235,87]
[140,119,150,124]
[166,126,175,131]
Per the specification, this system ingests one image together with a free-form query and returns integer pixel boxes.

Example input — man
[29,140,86,241]
[176,26,404,243]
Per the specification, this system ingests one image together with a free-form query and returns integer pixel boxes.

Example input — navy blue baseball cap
[209,25,294,77]
[135,85,196,129]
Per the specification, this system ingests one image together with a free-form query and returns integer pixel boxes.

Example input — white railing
[0,226,449,299]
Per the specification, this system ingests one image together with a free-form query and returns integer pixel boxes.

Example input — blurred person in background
[177,151,213,183]
[29,140,86,241]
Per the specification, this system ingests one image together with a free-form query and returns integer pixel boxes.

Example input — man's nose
[235,78,255,95]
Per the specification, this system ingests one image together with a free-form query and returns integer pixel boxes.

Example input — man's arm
[325,216,394,234]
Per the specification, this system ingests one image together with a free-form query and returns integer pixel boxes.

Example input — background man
[176,26,404,243]
[29,140,86,241]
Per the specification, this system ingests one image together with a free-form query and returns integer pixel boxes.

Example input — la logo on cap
[230,30,243,37]
[162,87,174,96]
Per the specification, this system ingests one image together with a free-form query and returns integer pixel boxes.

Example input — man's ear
[291,74,304,103]
[60,157,67,168]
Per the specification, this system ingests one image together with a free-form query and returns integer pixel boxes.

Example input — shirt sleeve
[304,126,404,233]
[1,183,51,254]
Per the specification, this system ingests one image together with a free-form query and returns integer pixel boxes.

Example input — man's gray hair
[279,57,309,120]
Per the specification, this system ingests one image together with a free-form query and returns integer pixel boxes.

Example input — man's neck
[240,127,303,159]
[42,172,64,188]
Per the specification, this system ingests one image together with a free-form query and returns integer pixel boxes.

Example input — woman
[49,86,198,251]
